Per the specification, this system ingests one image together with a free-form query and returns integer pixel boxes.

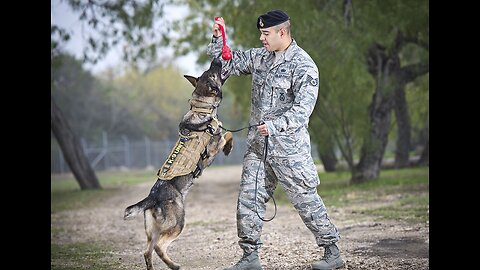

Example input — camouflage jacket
[207,37,319,157]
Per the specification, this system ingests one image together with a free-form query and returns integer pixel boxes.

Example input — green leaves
[54,0,171,67]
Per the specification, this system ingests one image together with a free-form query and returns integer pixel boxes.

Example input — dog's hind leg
[154,230,182,270]
[144,209,160,270]
[144,236,158,270]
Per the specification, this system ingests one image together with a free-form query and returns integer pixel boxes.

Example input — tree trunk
[352,35,429,183]
[352,43,398,183]
[392,33,429,169]
[392,61,429,169]
[352,85,394,183]
[318,144,338,172]
[416,139,429,166]
[393,83,411,168]
[309,108,338,172]
[415,122,429,166]
[51,97,102,190]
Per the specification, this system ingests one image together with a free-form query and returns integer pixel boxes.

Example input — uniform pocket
[285,156,320,189]
[301,170,320,188]
[271,86,293,108]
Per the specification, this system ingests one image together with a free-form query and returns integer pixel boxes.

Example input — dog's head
[184,58,226,99]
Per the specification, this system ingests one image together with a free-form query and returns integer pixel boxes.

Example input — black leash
[220,122,277,222]
[218,123,259,133]
[253,136,277,222]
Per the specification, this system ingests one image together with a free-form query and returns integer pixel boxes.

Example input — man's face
[259,26,283,52]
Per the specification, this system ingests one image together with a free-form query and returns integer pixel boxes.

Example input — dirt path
[51,165,429,270]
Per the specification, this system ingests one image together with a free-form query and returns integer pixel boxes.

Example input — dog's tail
[124,196,155,220]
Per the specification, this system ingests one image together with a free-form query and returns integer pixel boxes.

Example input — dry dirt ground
[51,165,429,270]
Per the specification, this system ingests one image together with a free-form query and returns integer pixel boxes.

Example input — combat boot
[311,243,345,270]
[224,250,263,270]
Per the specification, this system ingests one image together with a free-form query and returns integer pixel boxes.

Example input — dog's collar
[189,98,220,115]
[179,116,221,138]
[191,106,215,114]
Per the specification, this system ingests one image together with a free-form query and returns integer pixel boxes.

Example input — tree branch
[393,30,429,55]
[401,63,429,82]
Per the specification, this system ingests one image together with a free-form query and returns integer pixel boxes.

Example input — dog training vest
[157,119,219,180]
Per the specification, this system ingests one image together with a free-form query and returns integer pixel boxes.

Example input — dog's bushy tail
[124,196,155,220]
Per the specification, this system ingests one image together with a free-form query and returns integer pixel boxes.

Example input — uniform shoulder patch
[306,74,319,86]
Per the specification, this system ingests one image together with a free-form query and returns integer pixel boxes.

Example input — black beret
[257,10,290,29]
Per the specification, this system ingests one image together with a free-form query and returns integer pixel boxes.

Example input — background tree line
[51,0,428,189]
[171,0,429,182]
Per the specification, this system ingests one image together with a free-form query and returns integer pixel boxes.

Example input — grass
[51,169,154,190]
[362,193,429,223]
[273,166,429,223]
[51,169,155,212]
[51,242,127,270]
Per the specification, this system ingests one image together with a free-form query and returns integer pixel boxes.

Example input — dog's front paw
[222,132,233,156]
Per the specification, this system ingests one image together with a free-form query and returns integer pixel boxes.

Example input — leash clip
[206,124,216,136]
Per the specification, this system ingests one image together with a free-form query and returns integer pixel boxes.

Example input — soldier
[208,10,345,270]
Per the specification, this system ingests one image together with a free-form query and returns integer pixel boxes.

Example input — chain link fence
[51,131,318,174]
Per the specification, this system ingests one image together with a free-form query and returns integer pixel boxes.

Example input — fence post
[58,148,64,173]
[144,136,151,167]
[122,135,130,168]
[81,138,87,153]
[80,137,91,169]
[103,131,109,169]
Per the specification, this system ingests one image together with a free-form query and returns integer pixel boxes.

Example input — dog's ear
[184,75,198,88]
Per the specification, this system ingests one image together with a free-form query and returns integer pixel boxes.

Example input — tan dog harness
[157,116,220,180]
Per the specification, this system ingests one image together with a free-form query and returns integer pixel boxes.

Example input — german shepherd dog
[123,58,232,270]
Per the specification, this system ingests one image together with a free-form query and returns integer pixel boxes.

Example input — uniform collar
[264,39,297,63]
[283,39,297,62]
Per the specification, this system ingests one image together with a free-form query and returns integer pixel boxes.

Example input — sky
[50,0,203,76]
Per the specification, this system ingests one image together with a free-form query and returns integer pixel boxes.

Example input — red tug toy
[215,16,232,60]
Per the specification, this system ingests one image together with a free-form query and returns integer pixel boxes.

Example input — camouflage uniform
[207,36,340,254]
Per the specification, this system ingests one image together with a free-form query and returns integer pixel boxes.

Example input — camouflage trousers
[236,150,340,254]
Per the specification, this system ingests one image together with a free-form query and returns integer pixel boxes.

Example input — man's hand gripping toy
[215,16,232,60]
